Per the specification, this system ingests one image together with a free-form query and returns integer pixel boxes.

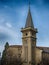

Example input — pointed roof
[25,7,34,28]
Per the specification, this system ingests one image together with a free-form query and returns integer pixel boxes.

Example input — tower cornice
[21,27,38,33]
[22,36,37,39]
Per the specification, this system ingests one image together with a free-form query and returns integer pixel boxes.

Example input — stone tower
[21,6,37,65]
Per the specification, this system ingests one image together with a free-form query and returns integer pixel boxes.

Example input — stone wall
[36,48,42,65]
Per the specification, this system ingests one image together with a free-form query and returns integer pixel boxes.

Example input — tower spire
[25,1,34,28]
[21,2,37,65]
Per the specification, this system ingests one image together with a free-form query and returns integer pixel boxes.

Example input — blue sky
[0,0,49,53]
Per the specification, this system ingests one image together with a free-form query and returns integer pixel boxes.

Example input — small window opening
[26,33,28,36]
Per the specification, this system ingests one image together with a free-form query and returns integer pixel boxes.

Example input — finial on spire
[28,0,30,10]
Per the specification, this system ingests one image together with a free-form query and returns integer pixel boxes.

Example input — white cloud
[0,25,22,53]
[0,25,17,38]
[0,25,19,45]
[0,45,4,55]
[5,22,12,28]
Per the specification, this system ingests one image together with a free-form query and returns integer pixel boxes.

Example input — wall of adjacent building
[36,48,42,65]
[42,51,49,64]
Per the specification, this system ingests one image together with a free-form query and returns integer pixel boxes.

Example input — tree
[1,42,9,65]
[5,42,9,50]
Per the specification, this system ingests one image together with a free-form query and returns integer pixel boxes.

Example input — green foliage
[5,42,9,50]
[1,42,9,65]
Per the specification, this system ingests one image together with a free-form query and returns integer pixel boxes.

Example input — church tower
[21,6,37,65]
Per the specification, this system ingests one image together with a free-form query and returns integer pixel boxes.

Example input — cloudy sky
[0,0,49,54]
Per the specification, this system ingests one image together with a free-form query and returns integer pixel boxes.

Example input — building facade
[2,6,49,65]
